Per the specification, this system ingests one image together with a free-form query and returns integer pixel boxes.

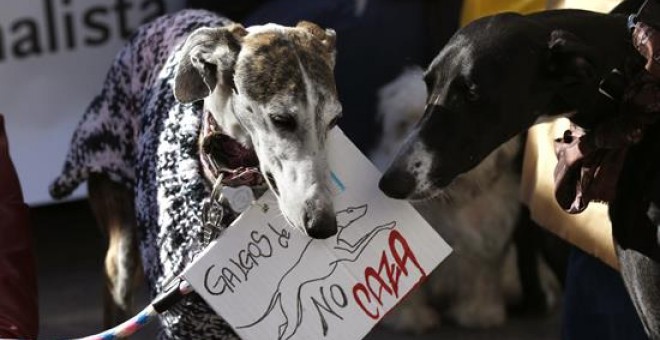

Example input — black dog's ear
[174,24,248,103]
[546,30,598,84]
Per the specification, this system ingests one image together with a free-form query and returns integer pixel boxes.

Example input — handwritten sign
[182,128,452,340]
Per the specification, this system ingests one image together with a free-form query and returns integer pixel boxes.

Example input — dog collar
[554,19,660,214]
[199,110,266,245]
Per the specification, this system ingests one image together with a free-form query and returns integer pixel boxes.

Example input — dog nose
[304,210,337,239]
[379,169,416,199]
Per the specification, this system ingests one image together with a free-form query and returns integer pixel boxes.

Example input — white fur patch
[245,23,290,35]
[371,67,426,170]
[407,141,434,194]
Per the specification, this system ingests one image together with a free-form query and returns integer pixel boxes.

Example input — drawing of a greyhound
[237,204,396,339]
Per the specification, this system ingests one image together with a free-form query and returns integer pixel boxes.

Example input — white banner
[183,129,452,340]
[0,0,185,204]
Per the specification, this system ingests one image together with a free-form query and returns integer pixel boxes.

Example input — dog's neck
[203,88,252,149]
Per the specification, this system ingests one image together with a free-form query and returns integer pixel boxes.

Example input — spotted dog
[50,10,341,338]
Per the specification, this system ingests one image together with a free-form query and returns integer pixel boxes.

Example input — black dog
[379,4,660,339]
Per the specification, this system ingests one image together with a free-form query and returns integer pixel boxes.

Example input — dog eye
[467,87,478,101]
[270,114,297,131]
[464,81,479,101]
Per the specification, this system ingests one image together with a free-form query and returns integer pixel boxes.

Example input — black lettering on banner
[0,27,5,61]
[44,0,57,52]
[11,19,42,59]
[62,0,76,50]
[0,0,171,63]
[114,0,134,39]
[83,7,110,46]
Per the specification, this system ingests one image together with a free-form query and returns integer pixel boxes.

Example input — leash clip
[200,168,263,246]
[201,174,227,246]
[628,14,638,32]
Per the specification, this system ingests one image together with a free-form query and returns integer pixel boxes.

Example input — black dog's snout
[304,210,337,239]
[379,169,416,199]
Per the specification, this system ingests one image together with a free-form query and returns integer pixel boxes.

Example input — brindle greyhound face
[379,13,599,200]
[174,22,341,239]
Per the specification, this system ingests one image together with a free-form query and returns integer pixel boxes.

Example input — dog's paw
[449,302,506,328]
[381,304,441,334]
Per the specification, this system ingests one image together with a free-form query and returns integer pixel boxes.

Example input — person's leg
[562,247,647,340]
[0,114,38,339]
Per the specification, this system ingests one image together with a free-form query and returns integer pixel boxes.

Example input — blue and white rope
[77,305,157,340]
[73,280,193,340]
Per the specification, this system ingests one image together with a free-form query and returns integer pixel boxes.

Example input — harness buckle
[200,168,265,246]
[201,174,227,246]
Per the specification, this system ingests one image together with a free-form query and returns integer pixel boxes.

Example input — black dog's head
[379,11,613,200]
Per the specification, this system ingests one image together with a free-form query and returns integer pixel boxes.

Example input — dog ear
[546,30,598,84]
[174,24,248,103]
[296,21,337,52]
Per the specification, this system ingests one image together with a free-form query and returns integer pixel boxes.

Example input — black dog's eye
[270,113,297,131]
[462,79,479,101]
[467,85,479,101]
[454,78,479,103]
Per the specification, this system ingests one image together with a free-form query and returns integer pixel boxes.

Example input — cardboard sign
[183,129,452,340]
[0,0,185,204]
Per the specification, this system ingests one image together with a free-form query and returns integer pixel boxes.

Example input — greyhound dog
[51,10,341,338]
[378,3,660,339]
